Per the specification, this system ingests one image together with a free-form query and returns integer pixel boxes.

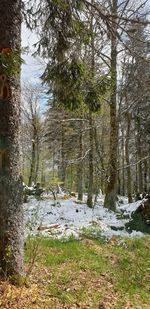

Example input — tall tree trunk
[87,0,94,208]
[100,124,105,194]
[104,0,118,211]
[87,113,94,208]
[136,115,143,193]
[120,126,125,196]
[77,120,83,201]
[0,0,24,280]
[122,130,125,196]
[125,112,132,203]
[60,124,66,187]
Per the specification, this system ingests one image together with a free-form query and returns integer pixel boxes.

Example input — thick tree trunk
[104,0,118,211]
[0,0,24,280]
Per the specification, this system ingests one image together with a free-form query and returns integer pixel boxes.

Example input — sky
[21,23,43,84]
[21,24,48,111]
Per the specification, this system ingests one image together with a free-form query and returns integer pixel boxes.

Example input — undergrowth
[0,235,149,308]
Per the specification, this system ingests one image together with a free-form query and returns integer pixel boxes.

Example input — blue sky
[21,23,43,84]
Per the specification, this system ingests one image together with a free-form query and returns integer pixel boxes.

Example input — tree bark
[0,0,24,280]
[28,138,36,187]
[87,113,94,208]
[94,126,105,194]
[77,120,83,201]
[60,124,66,187]
[34,144,40,184]
[104,0,118,211]
[87,0,95,208]
[136,114,143,193]
[122,128,125,196]
[143,159,147,193]
[125,112,132,203]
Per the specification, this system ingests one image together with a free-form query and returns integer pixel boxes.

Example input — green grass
[25,236,150,308]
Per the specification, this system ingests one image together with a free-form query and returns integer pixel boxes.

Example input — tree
[0,0,23,281]
[103,0,149,210]
[104,0,118,211]
[118,19,150,198]
[24,0,149,208]
[21,83,43,186]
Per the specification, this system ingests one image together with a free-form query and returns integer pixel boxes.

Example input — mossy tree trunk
[0,0,24,281]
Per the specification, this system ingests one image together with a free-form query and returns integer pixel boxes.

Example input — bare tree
[21,83,43,186]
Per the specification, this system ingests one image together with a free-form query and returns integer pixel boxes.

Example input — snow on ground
[24,195,146,240]
[119,200,142,218]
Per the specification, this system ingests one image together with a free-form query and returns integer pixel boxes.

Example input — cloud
[21,23,44,83]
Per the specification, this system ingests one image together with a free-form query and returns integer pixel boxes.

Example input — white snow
[119,201,142,218]
[24,195,147,240]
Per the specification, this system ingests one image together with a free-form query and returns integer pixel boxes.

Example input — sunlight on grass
[24,235,150,308]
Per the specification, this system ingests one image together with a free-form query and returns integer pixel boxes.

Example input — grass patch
[0,236,149,308]
[110,237,150,303]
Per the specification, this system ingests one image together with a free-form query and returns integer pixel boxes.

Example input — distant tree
[21,83,43,186]
[24,0,149,210]
[119,20,150,197]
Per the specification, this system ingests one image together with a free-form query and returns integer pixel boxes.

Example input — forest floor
[24,194,149,239]
[0,236,150,308]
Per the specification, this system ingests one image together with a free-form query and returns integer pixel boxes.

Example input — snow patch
[24,196,147,240]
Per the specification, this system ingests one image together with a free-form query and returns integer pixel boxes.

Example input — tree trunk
[148,146,150,194]
[104,0,118,211]
[143,158,147,193]
[94,126,105,194]
[136,115,143,193]
[121,127,125,196]
[87,1,95,208]
[87,113,94,208]
[135,153,138,195]
[28,139,36,187]
[34,141,40,184]
[60,124,66,187]
[77,120,83,201]
[125,112,132,203]
[0,0,24,281]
